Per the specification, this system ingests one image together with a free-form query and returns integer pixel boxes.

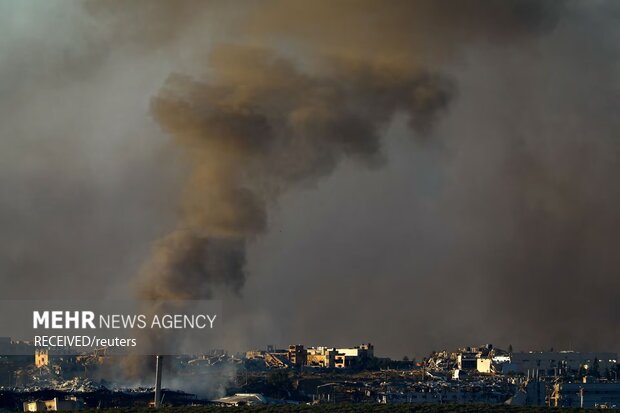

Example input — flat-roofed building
[552,382,620,408]
[511,351,617,376]
[288,344,306,367]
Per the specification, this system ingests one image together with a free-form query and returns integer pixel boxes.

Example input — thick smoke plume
[138,46,454,299]
[135,0,565,305]
[129,0,579,352]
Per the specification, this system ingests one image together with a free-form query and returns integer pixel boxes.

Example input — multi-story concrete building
[457,352,478,370]
[306,347,337,368]
[333,343,374,368]
[288,345,306,367]
[510,351,617,376]
[335,343,374,359]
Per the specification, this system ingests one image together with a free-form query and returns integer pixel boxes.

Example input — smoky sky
[1,0,619,359]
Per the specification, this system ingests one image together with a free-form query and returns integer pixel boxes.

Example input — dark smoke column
[136,46,454,299]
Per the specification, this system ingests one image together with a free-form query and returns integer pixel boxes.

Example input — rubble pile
[6,375,104,393]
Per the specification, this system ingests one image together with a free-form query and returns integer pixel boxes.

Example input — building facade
[510,351,617,376]
[552,382,620,408]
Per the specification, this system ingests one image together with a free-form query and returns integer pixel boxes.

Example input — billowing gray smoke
[137,46,453,299]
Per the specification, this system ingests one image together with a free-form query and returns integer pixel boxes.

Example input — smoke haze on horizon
[0,0,619,358]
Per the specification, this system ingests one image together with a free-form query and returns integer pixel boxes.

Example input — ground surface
[78,404,618,413]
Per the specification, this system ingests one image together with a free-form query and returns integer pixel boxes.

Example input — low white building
[213,393,267,406]
[510,351,617,376]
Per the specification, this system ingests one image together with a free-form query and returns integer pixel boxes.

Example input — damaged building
[305,344,374,369]
[451,344,507,374]
[246,343,374,369]
[23,397,84,412]
[306,347,337,368]
[35,349,49,368]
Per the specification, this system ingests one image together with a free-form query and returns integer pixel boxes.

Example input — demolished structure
[246,343,374,369]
